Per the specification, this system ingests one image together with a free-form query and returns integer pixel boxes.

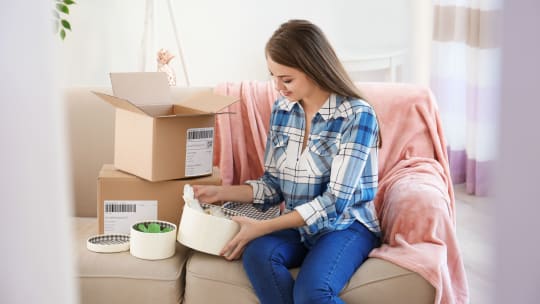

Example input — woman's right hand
[192,185,222,204]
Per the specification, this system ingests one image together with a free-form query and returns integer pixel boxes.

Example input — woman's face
[267,56,317,102]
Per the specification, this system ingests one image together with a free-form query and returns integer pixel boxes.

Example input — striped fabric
[246,94,380,245]
[431,0,502,195]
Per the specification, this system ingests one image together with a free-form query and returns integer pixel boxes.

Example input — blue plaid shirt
[246,94,381,244]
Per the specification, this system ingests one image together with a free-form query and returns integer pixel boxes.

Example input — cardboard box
[93,72,237,181]
[97,164,222,234]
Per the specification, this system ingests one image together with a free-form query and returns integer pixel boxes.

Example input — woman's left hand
[220,216,268,261]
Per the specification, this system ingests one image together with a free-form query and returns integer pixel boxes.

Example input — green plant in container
[136,222,174,233]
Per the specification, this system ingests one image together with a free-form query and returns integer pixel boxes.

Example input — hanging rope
[167,0,190,86]
[140,0,190,86]
[139,0,155,72]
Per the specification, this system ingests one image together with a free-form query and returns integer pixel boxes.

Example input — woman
[193,19,381,304]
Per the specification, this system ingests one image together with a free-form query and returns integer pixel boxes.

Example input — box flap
[99,164,137,179]
[110,72,171,105]
[178,91,238,113]
[93,91,149,116]
[139,104,175,117]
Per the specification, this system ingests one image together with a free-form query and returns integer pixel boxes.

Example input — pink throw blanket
[214,81,277,185]
[214,81,469,304]
[361,83,468,304]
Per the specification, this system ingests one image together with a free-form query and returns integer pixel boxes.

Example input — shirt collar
[317,94,338,121]
[276,96,296,112]
[277,94,343,121]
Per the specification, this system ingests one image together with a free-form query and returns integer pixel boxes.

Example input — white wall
[0,1,76,304]
[409,0,433,85]
[59,0,424,87]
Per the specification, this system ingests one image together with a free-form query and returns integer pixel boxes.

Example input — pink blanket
[214,81,469,304]
[361,83,468,304]
[214,81,277,185]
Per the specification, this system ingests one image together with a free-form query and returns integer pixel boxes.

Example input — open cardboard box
[93,72,237,182]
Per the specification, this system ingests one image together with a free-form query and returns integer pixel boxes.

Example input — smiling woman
[191,19,382,304]
[268,57,321,105]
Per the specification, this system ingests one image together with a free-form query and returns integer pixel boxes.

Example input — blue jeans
[242,221,379,304]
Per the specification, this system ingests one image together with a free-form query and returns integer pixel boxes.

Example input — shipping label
[103,200,157,234]
[185,127,214,176]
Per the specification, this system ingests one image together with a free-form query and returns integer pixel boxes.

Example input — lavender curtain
[431,0,502,196]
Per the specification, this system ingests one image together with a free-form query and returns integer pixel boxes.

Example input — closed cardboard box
[93,72,237,181]
[97,164,222,234]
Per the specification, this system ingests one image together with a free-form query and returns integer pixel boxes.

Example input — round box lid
[87,234,130,253]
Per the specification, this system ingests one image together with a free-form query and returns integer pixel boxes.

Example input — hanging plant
[53,0,76,40]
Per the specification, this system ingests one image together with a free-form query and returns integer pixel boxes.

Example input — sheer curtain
[431,0,502,196]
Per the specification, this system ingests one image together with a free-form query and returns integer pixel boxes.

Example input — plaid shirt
[246,94,381,244]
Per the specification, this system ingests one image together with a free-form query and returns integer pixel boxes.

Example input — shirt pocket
[306,136,338,176]
[271,132,289,148]
[270,132,289,171]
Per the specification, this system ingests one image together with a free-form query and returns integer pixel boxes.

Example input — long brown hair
[265,19,382,146]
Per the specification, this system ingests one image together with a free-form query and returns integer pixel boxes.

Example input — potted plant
[130,220,177,260]
[136,222,174,233]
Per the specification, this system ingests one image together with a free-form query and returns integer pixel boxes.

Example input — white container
[177,204,240,255]
[130,220,177,260]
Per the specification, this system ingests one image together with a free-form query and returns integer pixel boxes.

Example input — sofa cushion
[184,250,435,304]
[74,217,189,304]
[184,251,258,304]
[342,258,436,303]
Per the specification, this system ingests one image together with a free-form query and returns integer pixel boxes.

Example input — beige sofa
[66,86,435,304]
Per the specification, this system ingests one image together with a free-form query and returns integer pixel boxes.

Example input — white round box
[130,220,177,260]
[177,204,240,255]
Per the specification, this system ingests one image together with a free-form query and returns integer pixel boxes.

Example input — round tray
[87,234,130,253]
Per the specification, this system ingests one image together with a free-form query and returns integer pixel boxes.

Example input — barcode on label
[105,203,137,213]
[187,129,214,140]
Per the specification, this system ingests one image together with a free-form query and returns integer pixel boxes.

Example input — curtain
[431,0,502,196]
